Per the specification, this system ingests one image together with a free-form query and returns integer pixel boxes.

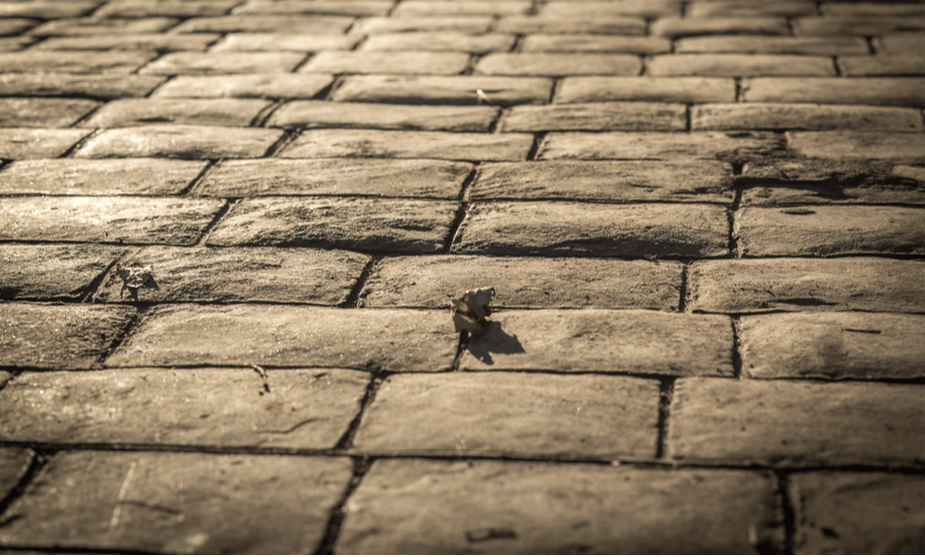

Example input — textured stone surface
[788,131,925,162]
[0,367,368,449]
[94,246,369,304]
[459,310,733,376]
[269,101,498,132]
[557,76,735,103]
[740,312,925,380]
[140,52,306,75]
[736,206,925,256]
[34,33,220,52]
[350,15,493,34]
[501,102,686,132]
[331,75,553,106]
[300,51,470,75]
[79,98,272,128]
[281,129,534,161]
[540,0,682,18]
[669,378,925,466]
[151,74,333,99]
[95,0,241,17]
[210,32,358,52]
[0,303,136,370]
[470,160,734,203]
[539,131,785,162]
[693,103,923,131]
[206,197,457,253]
[29,17,179,37]
[793,16,923,36]
[0,244,128,301]
[360,255,683,310]
[394,0,531,16]
[0,129,89,160]
[74,125,284,159]
[0,447,33,501]
[651,16,789,38]
[106,305,457,371]
[0,197,225,245]
[353,373,660,458]
[0,451,352,553]
[741,77,925,108]
[839,54,925,77]
[520,33,670,53]
[234,0,393,16]
[0,98,101,128]
[336,460,782,554]
[495,15,646,34]
[0,158,207,195]
[0,50,157,74]
[360,32,515,53]
[195,158,471,198]
[790,472,925,555]
[475,53,642,76]
[0,73,166,99]
[454,202,729,258]
[647,54,836,77]
[173,14,354,33]
[675,35,870,55]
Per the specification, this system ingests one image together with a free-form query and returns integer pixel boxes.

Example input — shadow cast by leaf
[466,321,525,366]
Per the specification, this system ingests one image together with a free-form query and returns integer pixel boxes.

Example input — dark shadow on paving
[467,321,525,365]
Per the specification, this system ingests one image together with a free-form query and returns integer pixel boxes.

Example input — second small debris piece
[452,287,495,334]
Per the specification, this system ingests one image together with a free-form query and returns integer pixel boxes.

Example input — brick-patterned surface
[0,0,922,553]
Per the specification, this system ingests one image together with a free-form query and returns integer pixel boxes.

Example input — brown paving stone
[0,73,165,99]
[359,31,515,53]
[647,54,836,77]
[0,50,157,74]
[74,125,284,159]
[793,16,924,36]
[140,51,306,75]
[151,74,333,99]
[172,15,354,33]
[353,372,660,458]
[93,246,369,304]
[471,160,734,203]
[495,15,647,35]
[195,158,471,198]
[876,33,925,55]
[0,98,100,128]
[0,1,99,19]
[281,129,533,161]
[206,197,456,253]
[692,103,924,131]
[453,202,729,258]
[686,1,817,17]
[300,50,469,75]
[336,460,781,553]
[669,377,925,466]
[823,3,925,17]
[0,371,10,390]
[557,76,735,103]
[0,19,38,37]
[691,258,925,314]
[675,35,870,55]
[29,17,179,36]
[0,244,129,301]
[94,0,240,17]
[539,131,785,162]
[742,77,925,107]
[0,158,206,195]
[79,98,271,128]
[540,0,682,18]
[520,34,670,54]
[360,255,683,310]
[741,312,925,381]
[0,303,136,370]
[0,37,35,52]
[210,32,359,52]
[788,131,925,162]
[269,101,498,132]
[34,33,221,52]
[460,309,733,375]
[0,129,89,160]
[838,54,925,77]
[0,367,367,449]
[0,451,352,553]
[476,53,641,76]
[737,206,925,256]
[105,305,457,371]
[0,448,32,500]
[790,472,925,555]
[651,16,789,38]
[235,0,394,16]
[501,102,686,132]
[393,0,531,16]
[332,75,553,106]
[351,15,492,34]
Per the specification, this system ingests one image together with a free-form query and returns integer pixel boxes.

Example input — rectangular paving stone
[0,367,368,449]
[520,34,671,54]
[539,131,785,162]
[74,125,284,159]
[140,51,306,75]
[268,101,498,132]
[793,16,923,36]
[646,54,836,77]
[838,54,925,77]
[0,244,128,301]
[691,258,925,314]
[331,75,553,106]
[281,129,534,162]
[556,76,735,103]
[353,373,660,458]
[541,0,682,18]
[106,305,458,371]
[94,0,240,17]
[34,33,220,52]
[475,53,642,76]
[235,0,394,16]
[79,98,272,128]
[29,17,179,36]
[0,98,101,128]
[500,102,686,132]
[0,37,35,52]
[737,206,925,256]
[0,451,352,554]
[6,1,100,18]
[93,246,369,304]
[669,377,925,467]
[692,103,924,132]
[470,160,734,203]
[336,460,781,554]
[0,129,90,160]
[393,0,531,15]
[300,51,470,75]
[675,36,871,55]
[685,1,820,17]
[195,158,471,198]
[0,50,157,74]
[0,448,32,502]
[822,3,925,17]
[0,303,136,370]
[0,197,225,245]
[740,312,925,381]
[460,309,733,375]
[453,202,730,258]
[0,73,166,99]
[495,15,647,35]
[790,131,925,163]
[172,15,354,33]
[876,33,925,55]
[0,158,207,195]
[206,197,457,253]
[360,255,683,310]
[211,32,359,52]
[359,32,515,53]
[350,15,493,34]
[0,18,37,37]
[151,74,333,99]
[742,77,925,108]
[652,15,789,38]
[790,472,925,555]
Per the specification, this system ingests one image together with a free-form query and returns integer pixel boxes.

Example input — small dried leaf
[463,287,495,319]
[451,286,495,333]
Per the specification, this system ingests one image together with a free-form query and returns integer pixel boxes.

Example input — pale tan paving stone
[269,101,498,132]
[299,51,470,75]
[495,15,647,35]
[0,51,157,74]
[79,98,272,128]
[538,131,785,162]
[540,0,682,18]
[675,36,870,55]
[233,0,394,16]
[393,1,531,16]
[692,103,924,132]
[0,98,101,128]
[74,125,285,159]
[475,53,642,76]
[501,102,686,132]
[151,74,333,99]
[331,75,553,106]
[29,17,179,36]
[0,158,207,195]
[210,32,358,52]
[350,15,493,34]
[557,76,736,103]
[140,51,306,75]
[359,32,515,53]
[0,244,129,301]
[646,54,837,77]
[0,73,165,99]
[34,33,220,52]
[0,1,99,19]
[686,1,818,17]
[0,129,90,160]
[838,54,925,77]
[0,448,33,500]
[793,16,924,36]
[741,77,925,108]
[94,0,241,18]
[172,15,354,33]
[520,34,670,54]
[651,16,789,38]
[0,19,37,37]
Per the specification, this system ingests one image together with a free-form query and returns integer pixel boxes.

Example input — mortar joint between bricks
[195,197,238,248]
[80,246,144,304]
[61,128,103,159]
[775,471,798,555]
[314,456,376,555]
[654,377,676,460]
[731,315,745,380]
[0,449,53,524]
[342,256,381,309]
[333,374,386,452]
